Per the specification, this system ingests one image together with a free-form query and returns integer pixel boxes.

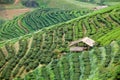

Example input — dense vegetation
[76,0,120,4]
[0,0,14,4]
[0,8,91,41]
[21,0,50,8]
[18,41,120,80]
[0,19,5,27]
[0,4,119,80]
[20,0,99,10]
[93,27,120,46]
[21,0,39,8]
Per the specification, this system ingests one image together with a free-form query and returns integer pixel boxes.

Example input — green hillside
[46,0,98,10]
[0,18,5,27]
[76,0,120,4]
[21,0,99,9]
[76,0,120,6]
[0,0,14,4]
[0,8,91,41]
[92,27,120,46]
[18,41,120,80]
[0,5,120,80]
[0,0,98,13]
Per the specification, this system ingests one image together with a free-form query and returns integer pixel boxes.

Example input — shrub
[21,0,39,8]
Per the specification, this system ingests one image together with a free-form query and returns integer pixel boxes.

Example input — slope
[47,0,98,10]
[0,8,91,41]
[0,5,119,80]
[19,41,120,80]
[92,27,120,46]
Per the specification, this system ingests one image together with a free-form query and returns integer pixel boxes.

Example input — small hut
[69,37,95,52]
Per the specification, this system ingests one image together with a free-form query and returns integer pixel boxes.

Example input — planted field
[20,41,120,80]
[0,5,119,80]
[93,27,120,45]
[0,8,91,41]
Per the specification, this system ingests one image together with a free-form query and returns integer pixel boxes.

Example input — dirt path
[0,8,31,19]
[14,0,20,5]
[82,23,87,37]
[1,46,8,56]
[18,19,29,33]
[14,41,19,54]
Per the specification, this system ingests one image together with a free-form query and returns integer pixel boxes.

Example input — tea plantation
[0,3,120,80]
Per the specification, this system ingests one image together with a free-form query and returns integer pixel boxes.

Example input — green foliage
[95,27,120,46]
[0,8,91,41]
[0,0,14,4]
[21,0,50,8]
[0,19,5,28]
[36,0,50,8]
[21,0,39,8]
[0,19,5,24]
[19,41,120,80]
[0,5,119,80]
[76,0,120,3]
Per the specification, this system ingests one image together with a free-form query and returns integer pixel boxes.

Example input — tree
[21,0,39,8]
[90,0,95,3]
[100,0,105,5]
[0,0,14,4]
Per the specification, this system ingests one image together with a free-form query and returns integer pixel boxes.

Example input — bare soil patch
[0,8,31,19]
[14,0,20,5]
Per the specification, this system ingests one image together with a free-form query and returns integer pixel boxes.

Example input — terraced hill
[25,0,99,9]
[0,5,119,80]
[92,27,120,46]
[0,8,91,41]
[19,41,120,80]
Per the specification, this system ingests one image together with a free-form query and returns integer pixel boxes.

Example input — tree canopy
[0,0,14,4]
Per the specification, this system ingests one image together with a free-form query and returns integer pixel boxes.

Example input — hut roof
[69,37,95,47]
[70,47,87,52]
[94,5,108,10]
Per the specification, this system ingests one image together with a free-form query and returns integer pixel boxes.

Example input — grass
[47,0,98,10]
[104,2,120,6]
[96,27,120,46]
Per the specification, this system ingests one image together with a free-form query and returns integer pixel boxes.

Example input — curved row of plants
[0,5,119,80]
[16,41,120,80]
[0,8,91,41]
